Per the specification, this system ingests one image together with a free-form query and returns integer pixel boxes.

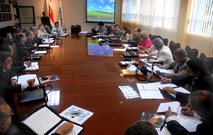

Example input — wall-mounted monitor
[86,0,115,23]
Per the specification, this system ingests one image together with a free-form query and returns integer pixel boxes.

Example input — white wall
[17,0,121,31]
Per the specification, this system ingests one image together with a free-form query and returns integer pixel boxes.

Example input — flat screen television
[86,0,115,23]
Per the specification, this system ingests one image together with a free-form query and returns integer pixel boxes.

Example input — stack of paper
[139,53,149,57]
[18,74,40,85]
[43,38,54,44]
[147,66,175,75]
[118,86,140,99]
[140,59,152,66]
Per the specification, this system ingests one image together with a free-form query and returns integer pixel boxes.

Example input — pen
[160,120,166,131]
[161,76,166,82]
[182,103,189,111]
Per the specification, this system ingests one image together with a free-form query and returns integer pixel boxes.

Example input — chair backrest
[169,41,181,55]
[149,34,168,46]
[105,25,111,35]
[199,53,213,74]
[127,29,131,34]
[185,46,199,60]
[13,43,21,61]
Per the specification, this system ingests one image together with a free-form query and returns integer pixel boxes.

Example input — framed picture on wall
[7,5,11,12]
[9,13,12,20]
[0,4,2,12]
[2,4,5,12]
[4,13,7,21]
[0,14,2,22]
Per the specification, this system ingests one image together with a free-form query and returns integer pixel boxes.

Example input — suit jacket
[97,26,107,35]
[15,41,27,61]
[113,29,122,38]
[163,57,190,78]
[32,35,42,45]
[131,35,141,47]
[0,69,22,120]
[167,118,213,135]
[25,38,37,52]
[149,46,174,65]
[11,60,26,73]
[172,70,213,103]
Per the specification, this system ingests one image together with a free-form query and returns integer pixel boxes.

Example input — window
[189,0,213,35]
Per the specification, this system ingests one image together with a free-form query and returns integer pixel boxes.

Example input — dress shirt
[51,27,64,35]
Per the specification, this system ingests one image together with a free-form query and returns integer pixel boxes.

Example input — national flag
[59,0,64,30]
[49,0,54,27]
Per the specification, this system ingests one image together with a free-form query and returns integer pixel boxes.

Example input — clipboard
[20,105,85,135]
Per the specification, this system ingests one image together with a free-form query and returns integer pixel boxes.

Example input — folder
[120,69,143,77]
[21,105,85,135]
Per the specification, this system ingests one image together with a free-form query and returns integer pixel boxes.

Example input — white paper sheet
[118,86,140,99]
[34,50,47,54]
[156,101,180,114]
[139,90,164,99]
[18,74,40,85]
[22,107,61,135]
[23,62,39,71]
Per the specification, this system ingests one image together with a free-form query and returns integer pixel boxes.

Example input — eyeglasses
[6,59,13,64]
[7,109,14,118]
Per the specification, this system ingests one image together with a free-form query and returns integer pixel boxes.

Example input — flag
[49,0,54,27]
[59,0,64,30]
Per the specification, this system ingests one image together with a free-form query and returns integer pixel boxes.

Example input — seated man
[156,48,190,78]
[14,33,28,61]
[0,97,74,135]
[110,24,122,38]
[108,24,116,36]
[161,58,213,103]
[25,31,37,52]
[125,120,158,135]
[0,51,35,120]
[30,26,42,44]
[0,43,31,73]
[147,38,173,65]
[137,31,152,52]
[129,27,141,47]
[51,22,64,35]
[165,90,213,135]
[97,21,107,35]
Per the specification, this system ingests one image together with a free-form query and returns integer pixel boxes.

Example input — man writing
[156,48,189,78]
[161,58,213,103]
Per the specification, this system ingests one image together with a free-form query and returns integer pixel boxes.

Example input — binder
[21,105,85,135]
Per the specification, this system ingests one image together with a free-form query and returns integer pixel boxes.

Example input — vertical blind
[188,0,213,57]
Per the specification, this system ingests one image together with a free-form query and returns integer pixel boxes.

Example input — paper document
[34,50,47,54]
[48,121,84,135]
[140,59,152,66]
[118,86,140,99]
[138,90,164,99]
[22,62,39,71]
[60,105,94,125]
[122,44,130,48]
[139,53,149,57]
[126,47,139,50]
[22,107,61,135]
[156,101,180,114]
[137,82,177,90]
[39,44,50,47]
[50,45,59,48]
[59,33,69,37]
[113,48,126,51]
[18,74,40,85]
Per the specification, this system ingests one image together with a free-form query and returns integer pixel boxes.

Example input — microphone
[26,85,50,91]
[152,61,164,65]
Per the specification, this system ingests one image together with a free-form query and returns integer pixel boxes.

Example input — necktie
[189,77,196,92]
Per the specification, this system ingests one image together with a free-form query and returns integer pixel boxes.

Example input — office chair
[185,46,199,60]
[169,41,181,56]
[199,53,213,74]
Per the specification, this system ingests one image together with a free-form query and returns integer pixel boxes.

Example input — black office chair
[149,34,155,41]
[161,38,168,46]
[105,25,111,35]
[149,34,168,46]
[199,53,213,74]
[12,44,21,61]
[169,41,181,56]
[127,29,131,34]
[185,46,199,60]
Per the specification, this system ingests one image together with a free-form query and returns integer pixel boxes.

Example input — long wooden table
[16,36,171,135]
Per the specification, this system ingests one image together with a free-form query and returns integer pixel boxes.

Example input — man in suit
[156,48,189,78]
[51,22,64,35]
[25,31,37,52]
[125,120,158,135]
[97,21,107,35]
[108,24,116,36]
[165,90,213,135]
[14,33,28,61]
[30,26,42,44]
[147,38,174,65]
[161,58,213,103]
[110,24,122,38]
[0,51,35,121]
[0,43,31,73]
[0,97,74,135]
[129,27,141,47]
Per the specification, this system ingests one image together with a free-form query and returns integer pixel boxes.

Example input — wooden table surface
[16,36,171,135]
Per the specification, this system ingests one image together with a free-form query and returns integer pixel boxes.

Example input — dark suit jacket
[15,41,27,61]
[32,35,42,45]
[25,38,37,52]
[167,118,213,135]
[172,70,213,103]
[131,35,141,47]
[0,69,22,120]
[11,60,26,73]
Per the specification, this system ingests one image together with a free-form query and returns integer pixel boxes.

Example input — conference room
[0,0,213,135]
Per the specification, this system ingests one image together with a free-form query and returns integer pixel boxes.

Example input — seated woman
[38,24,51,39]
[137,31,152,53]
[120,27,129,42]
